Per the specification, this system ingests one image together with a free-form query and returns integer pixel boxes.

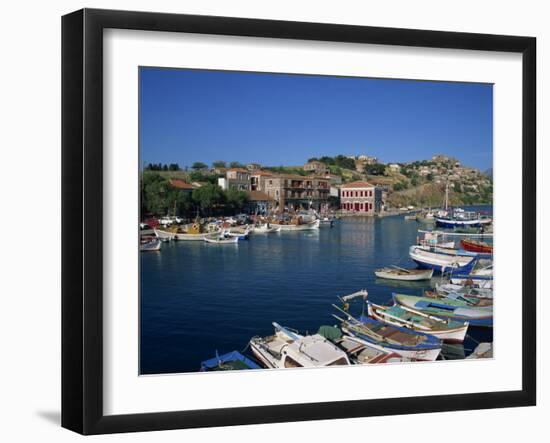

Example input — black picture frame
[62,8,536,435]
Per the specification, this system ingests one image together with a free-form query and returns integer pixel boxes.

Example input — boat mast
[444,179,449,211]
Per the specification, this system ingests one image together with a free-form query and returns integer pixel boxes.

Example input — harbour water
[140,206,493,374]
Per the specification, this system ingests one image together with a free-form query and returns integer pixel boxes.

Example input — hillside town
[141,154,493,219]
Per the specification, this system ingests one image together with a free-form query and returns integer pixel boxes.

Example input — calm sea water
[140,206,493,374]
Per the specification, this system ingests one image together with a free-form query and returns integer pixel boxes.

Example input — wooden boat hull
[204,236,238,244]
[460,239,493,253]
[374,268,434,281]
[435,217,492,228]
[271,220,320,231]
[341,317,442,361]
[393,293,493,327]
[153,228,176,240]
[175,232,208,241]
[367,305,468,343]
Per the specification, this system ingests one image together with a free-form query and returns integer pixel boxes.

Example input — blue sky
[139,67,493,170]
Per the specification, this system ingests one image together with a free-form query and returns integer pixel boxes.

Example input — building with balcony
[264,174,330,212]
[250,170,274,191]
[340,181,381,214]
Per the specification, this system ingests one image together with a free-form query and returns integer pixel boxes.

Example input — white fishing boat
[317,326,407,364]
[175,232,209,241]
[367,302,469,343]
[374,266,434,281]
[203,233,239,244]
[140,238,161,252]
[435,283,493,300]
[252,223,281,234]
[153,228,177,241]
[270,219,320,231]
[249,322,350,369]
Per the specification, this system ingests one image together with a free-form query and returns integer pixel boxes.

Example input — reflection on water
[140,208,493,374]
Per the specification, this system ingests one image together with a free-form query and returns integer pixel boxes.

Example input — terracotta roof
[247,190,275,201]
[169,179,196,190]
[227,168,249,173]
[250,170,274,176]
[341,181,375,188]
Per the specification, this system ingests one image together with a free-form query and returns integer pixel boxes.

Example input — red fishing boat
[460,238,493,253]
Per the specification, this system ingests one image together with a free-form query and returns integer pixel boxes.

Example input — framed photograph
[62,8,536,435]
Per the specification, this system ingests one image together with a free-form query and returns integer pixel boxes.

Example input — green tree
[365,163,386,176]
[229,161,246,169]
[191,162,208,171]
[141,173,170,215]
[212,160,227,169]
[192,183,225,216]
[224,188,250,213]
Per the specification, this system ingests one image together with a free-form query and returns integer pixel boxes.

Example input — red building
[340,181,380,214]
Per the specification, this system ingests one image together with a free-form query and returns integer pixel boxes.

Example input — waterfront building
[340,181,381,214]
[246,190,275,215]
[264,174,330,212]
[219,168,251,191]
[250,170,274,191]
[303,160,329,175]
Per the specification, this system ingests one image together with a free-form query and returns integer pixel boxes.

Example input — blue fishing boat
[435,208,492,229]
[393,293,493,327]
[332,299,442,361]
[200,350,261,372]
[409,245,478,274]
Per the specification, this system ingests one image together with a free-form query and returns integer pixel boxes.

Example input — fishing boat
[409,245,478,274]
[393,293,493,327]
[317,326,407,364]
[252,223,281,234]
[367,302,469,343]
[435,209,492,229]
[249,322,350,369]
[199,351,261,372]
[332,292,442,361]
[140,237,161,252]
[203,233,239,244]
[450,275,493,290]
[460,238,493,253]
[435,283,493,300]
[153,227,177,241]
[225,227,251,240]
[270,219,320,231]
[374,266,434,281]
[449,263,494,289]
[166,221,214,241]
